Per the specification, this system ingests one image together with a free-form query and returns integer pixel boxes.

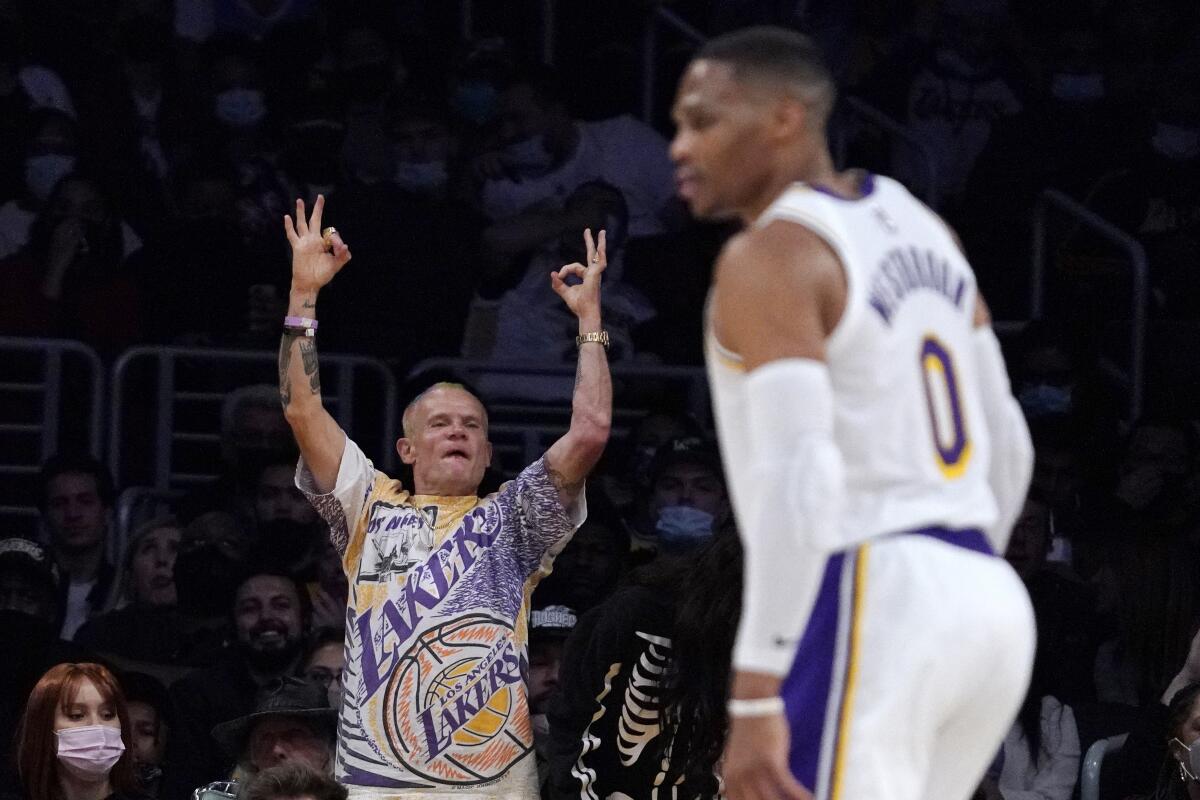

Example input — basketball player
[671,28,1036,800]
[278,195,612,798]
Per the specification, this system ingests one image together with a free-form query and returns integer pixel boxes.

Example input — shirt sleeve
[503,457,587,577]
[294,435,378,562]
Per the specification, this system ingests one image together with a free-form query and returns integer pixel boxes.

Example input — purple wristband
[284,316,318,330]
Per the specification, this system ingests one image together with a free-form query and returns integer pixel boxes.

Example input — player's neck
[739,146,839,225]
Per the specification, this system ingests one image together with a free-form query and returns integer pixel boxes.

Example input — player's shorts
[782,526,1035,800]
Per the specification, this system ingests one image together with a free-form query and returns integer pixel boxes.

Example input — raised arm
[544,229,613,509]
[279,195,351,493]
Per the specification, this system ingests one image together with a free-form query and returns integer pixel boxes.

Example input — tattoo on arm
[299,337,320,394]
[278,333,297,409]
[302,298,315,309]
[547,465,584,499]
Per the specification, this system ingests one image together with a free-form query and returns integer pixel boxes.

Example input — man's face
[256,464,318,526]
[670,60,780,220]
[0,568,54,623]
[127,701,166,767]
[398,388,492,496]
[45,472,107,553]
[528,640,564,714]
[234,575,304,656]
[248,717,331,772]
[229,404,293,467]
[651,462,727,518]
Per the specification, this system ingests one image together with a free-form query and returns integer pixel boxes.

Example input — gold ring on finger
[322,226,337,246]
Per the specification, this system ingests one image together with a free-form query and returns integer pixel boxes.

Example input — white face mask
[25,153,77,201]
[56,725,125,778]
[215,88,267,129]
[1173,737,1200,781]
[1152,122,1200,161]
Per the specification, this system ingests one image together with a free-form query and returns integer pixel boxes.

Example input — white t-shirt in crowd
[60,579,96,640]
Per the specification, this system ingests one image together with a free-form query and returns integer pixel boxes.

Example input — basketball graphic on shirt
[381,613,532,785]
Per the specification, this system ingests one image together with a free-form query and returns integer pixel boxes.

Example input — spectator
[477,67,677,244]
[0,173,146,350]
[0,538,92,792]
[533,501,629,614]
[240,763,346,800]
[865,0,1027,210]
[209,677,336,781]
[74,517,184,673]
[0,109,79,260]
[528,603,576,795]
[171,511,252,652]
[301,629,344,714]
[280,194,609,795]
[546,524,743,800]
[36,454,118,640]
[627,437,730,559]
[336,23,408,188]
[251,460,322,581]
[162,570,310,798]
[119,671,172,797]
[15,663,137,800]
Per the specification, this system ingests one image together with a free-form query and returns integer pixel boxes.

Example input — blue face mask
[1018,383,1073,418]
[453,81,497,125]
[655,506,714,550]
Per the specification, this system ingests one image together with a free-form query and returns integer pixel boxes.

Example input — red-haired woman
[16,663,140,800]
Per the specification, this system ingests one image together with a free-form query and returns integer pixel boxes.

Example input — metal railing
[409,358,709,469]
[640,4,707,124]
[0,337,105,536]
[109,346,398,490]
[1031,189,1147,420]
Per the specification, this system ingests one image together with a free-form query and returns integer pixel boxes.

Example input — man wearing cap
[528,603,577,797]
[278,197,610,798]
[631,437,730,557]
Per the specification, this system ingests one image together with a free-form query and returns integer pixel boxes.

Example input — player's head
[670,26,836,220]
[397,383,492,496]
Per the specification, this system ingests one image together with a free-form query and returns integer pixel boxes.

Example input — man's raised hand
[283,195,351,295]
[550,228,606,323]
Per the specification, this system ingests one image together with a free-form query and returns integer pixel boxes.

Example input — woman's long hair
[630,524,743,795]
[1149,683,1200,800]
[16,663,138,800]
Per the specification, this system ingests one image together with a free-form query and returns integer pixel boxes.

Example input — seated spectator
[0,172,146,351]
[0,538,92,793]
[15,663,137,800]
[251,460,322,581]
[36,454,119,640]
[625,437,730,560]
[171,511,251,655]
[478,185,655,399]
[533,497,629,614]
[528,603,577,795]
[180,384,298,525]
[120,671,173,797]
[0,109,79,259]
[209,677,336,785]
[546,524,742,800]
[240,762,346,800]
[476,66,678,242]
[301,629,344,714]
[75,517,185,675]
[1100,627,1200,800]
[162,570,310,799]
[977,655,1080,800]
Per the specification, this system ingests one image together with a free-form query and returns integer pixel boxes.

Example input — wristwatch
[576,330,610,350]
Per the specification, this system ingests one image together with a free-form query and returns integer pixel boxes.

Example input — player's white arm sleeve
[973,326,1033,553]
[733,359,844,676]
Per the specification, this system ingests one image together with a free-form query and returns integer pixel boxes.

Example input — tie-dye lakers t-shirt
[296,436,584,798]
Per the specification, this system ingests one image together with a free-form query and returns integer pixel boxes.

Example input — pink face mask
[56,725,125,777]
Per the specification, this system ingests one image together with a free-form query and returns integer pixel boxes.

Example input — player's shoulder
[714,218,840,290]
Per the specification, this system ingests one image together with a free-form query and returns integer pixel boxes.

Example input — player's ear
[397,437,416,465]
[770,96,808,141]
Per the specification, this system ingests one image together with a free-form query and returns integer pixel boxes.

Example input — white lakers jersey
[706,174,999,548]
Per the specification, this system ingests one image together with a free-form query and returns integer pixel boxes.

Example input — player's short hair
[402,382,489,437]
[696,26,836,126]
